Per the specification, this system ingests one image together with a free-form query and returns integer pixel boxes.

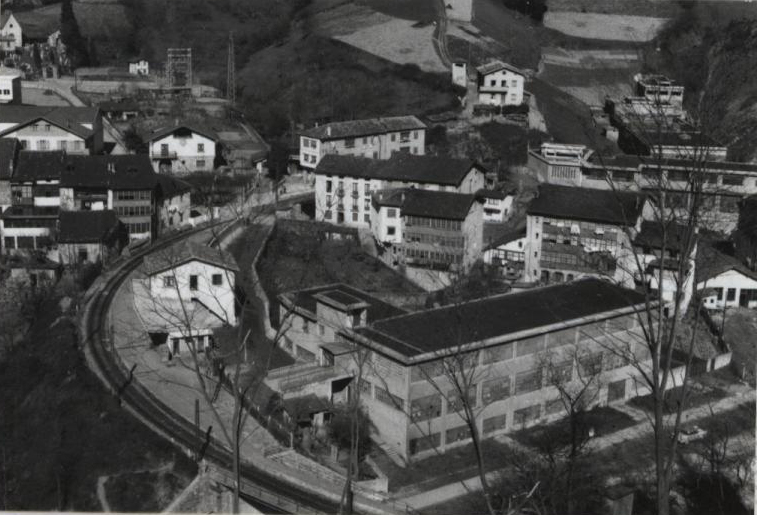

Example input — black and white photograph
[0,0,755,513]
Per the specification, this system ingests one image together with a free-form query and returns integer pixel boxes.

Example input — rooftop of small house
[58,210,123,243]
[696,244,757,284]
[60,154,157,190]
[476,60,525,77]
[279,283,407,324]
[300,115,426,141]
[13,150,67,180]
[143,240,240,276]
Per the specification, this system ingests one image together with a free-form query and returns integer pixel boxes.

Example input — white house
[483,228,527,280]
[697,245,757,310]
[128,60,149,76]
[299,115,427,170]
[0,13,22,51]
[138,240,240,357]
[0,106,103,154]
[144,123,218,174]
[478,189,514,223]
[156,174,192,230]
[476,60,526,106]
[314,153,487,229]
[0,69,21,104]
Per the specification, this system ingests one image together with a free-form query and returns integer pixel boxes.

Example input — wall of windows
[116,190,151,201]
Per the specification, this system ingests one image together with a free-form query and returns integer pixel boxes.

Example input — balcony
[152,150,178,160]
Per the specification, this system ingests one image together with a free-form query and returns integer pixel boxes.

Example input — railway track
[80,220,341,514]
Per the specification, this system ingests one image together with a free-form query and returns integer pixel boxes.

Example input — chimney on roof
[327,126,331,137]
[174,118,179,127]
[107,162,115,173]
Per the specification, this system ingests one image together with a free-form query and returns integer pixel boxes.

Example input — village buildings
[314,154,486,229]
[278,279,655,461]
[0,105,104,154]
[299,116,427,170]
[137,240,240,356]
[0,68,21,104]
[370,188,484,272]
[143,123,218,175]
[475,60,526,107]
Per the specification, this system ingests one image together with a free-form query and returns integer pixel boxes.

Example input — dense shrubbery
[501,0,548,22]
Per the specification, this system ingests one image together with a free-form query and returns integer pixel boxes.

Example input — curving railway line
[80,219,343,514]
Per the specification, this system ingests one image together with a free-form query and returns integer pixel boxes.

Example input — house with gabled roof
[314,153,486,229]
[697,244,757,310]
[299,115,427,170]
[57,210,128,265]
[278,278,659,461]
[136,240,240,358]
[370,188,484,272]
[0,106,103,154]
[476,60,526,106]
[143,122,218,174]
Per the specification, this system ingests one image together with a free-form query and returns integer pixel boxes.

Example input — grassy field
[0,296,196,511]
[547,0,682,17]
[543,12,669,42]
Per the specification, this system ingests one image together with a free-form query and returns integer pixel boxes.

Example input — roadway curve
[79,218,343,513]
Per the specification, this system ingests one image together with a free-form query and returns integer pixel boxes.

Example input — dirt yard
[314,3,447,72]
[543,12,670,42]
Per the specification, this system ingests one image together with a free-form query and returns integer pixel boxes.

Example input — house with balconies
[143,122,218,174]
[0,150,65,256]
[524,184,649,287]
[314,153,486,229]
[278,279,658,462]
[299,115,427,170]
[476,60,525,107]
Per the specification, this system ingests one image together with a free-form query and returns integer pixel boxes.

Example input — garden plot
[543,12,670,42]
[315,3,447,72]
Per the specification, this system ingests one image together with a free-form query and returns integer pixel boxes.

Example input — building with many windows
[370,188,484,272]
[314,154,486,229]
[529,143,757,233]
[278,278,656,462]
[524,184,648,287]
[299,116,427,170]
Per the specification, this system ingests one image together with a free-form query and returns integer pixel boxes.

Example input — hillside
[645,5,757,162]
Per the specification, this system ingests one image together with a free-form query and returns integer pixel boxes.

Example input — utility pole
[226,31,235,106]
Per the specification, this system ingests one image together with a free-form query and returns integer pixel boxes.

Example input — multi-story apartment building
[0,106,104,154]
[370,188,484,272]
[278,278,655,462]
[529,143,757,233]
[314,154,486,229]
[476,60,526,106]
[524,184,647,287]
[144,123,218,174]
[299,116,427,170]
[1,151,65,255]
[60,155,169,241]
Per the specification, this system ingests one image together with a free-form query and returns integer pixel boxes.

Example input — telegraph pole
[226,32,235,106]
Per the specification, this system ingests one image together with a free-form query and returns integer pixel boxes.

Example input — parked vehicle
[676,425,707,444]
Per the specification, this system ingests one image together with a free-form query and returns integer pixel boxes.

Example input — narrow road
[433,0,452,69]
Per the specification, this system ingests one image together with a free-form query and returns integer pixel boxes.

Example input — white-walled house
[476,61,526,106]
[138,241,240,357]
[128,60,149,76]
[299,116,427,170]
[156,174,192,230]
[697,245,757,309]
[478,189,514,223]
[0,106,103,154]
[0,69,22,104]
[483,228,527,280]
[144,123,218,174]
[314,154,487,229]
[57,210,128,265]
[0,13,22,50]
